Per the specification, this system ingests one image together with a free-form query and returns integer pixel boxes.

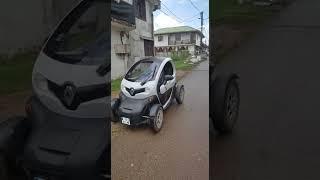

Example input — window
[134,0,146,21]
[164,62,174,75]
[44,0,107,65]
[144,39,154,56]
[175,33,181,41]
[158,35,163,42]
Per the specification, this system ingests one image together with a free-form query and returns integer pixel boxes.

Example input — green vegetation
[0,52,37,95]
[212,0,276,25]
[111,77,122,92]
[171,51,194,70]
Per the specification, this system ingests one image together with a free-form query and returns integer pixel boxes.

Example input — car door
[158,61,175,106]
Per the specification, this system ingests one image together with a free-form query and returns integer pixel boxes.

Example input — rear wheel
[150,104,163,133]
[213,77,240,133]
[175,85,184,104]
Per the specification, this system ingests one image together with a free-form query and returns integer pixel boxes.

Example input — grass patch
[171,51,194,70]
[174,60,194,70]
[212,0,276,25]
[0,51,37,95]
[111,77,122,92]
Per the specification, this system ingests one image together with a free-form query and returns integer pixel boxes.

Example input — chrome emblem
[129,88,135,96]
[63,85,75,106]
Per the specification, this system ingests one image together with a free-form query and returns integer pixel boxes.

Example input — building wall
[111,0,156,79]
[154,34,168,47]
[0,0,80,55]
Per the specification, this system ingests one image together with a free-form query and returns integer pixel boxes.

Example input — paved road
[212,1,320,179]
[112,60,209,179]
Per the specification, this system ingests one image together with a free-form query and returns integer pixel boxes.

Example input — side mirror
[160,84,166,94]
[164,75,174,81]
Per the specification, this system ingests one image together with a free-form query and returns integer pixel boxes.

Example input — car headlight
[33,73,48,91]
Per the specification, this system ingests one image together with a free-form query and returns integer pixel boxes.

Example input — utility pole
[200,11,204,51]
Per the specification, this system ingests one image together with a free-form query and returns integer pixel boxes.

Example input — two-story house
[111,0,160,79]
[154,26,204,57]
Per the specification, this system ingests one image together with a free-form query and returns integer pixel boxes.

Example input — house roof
[154,26,204,37]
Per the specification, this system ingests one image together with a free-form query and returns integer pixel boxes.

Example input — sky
[153,0,209,45]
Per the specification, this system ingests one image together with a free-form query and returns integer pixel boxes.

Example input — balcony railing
[111,0,135,28]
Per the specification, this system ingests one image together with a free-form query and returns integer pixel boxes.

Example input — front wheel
[111,98,120,122]
[0,154,8,180]
[150,104,164,133]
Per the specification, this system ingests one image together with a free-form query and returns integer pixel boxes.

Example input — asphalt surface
[112,60,209,179]
[212,0,320,179]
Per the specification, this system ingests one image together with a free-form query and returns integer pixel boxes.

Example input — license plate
[121,117,130,125]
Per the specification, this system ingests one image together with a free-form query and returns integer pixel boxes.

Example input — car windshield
[43,0,107,65]
[125,60,158,83]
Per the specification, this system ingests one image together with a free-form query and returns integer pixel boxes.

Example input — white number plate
[121,117,130,125]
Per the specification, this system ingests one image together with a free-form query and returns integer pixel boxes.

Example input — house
[154,26,204,57]
[111,0,160,79]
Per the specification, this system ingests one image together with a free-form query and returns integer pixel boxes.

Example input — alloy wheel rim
[156,109,163,128]
[226,85,239,126]
[180,88,184,102]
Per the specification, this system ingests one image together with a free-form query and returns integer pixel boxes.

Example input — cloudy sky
[153,0,209,44]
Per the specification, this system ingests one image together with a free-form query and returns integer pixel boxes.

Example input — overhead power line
[187,0,201,12]
[161,2,184,22]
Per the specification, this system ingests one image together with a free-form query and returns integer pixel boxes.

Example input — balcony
[111,0,135,30]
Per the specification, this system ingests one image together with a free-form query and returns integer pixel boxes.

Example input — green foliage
[171,50,190,62]
[0,51,37,94]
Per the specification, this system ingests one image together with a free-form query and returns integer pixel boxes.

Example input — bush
[171,50,190,62]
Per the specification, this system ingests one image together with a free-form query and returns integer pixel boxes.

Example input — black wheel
[0,154,9,180]
[212,77,240,133]
[175,85,184,104]
[111,98,120,122]
[149,104,164,133]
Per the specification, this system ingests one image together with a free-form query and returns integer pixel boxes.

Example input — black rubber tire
[149,104,163,133]
[111,98,120,122]
[0,154,9,180]
[212,77,240,134]
[175,85,185,104]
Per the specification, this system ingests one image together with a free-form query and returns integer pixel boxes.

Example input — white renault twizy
[111,57,184,132]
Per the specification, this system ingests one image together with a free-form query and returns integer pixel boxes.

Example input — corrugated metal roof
[154,26,204,37]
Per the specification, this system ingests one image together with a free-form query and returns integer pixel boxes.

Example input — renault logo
[63,84,75,106]
[129,88,135,96]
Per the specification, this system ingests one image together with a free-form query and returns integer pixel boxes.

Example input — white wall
[154,34,168,47]
[196,33,201,46]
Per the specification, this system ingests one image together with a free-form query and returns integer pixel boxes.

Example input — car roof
[140,57,171,64]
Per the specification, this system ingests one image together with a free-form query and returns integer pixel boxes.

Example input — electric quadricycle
[111,57,185,132]
[0,0,110,179]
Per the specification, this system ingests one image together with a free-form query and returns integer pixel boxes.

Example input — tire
[150,104,164,133]
[111,98,120,122]
[175,85,185,104]
[212,76,240,134]
[0,154,9,180]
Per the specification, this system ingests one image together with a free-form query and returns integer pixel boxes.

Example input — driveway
[212,1,320,179]
[112,60,209,179]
